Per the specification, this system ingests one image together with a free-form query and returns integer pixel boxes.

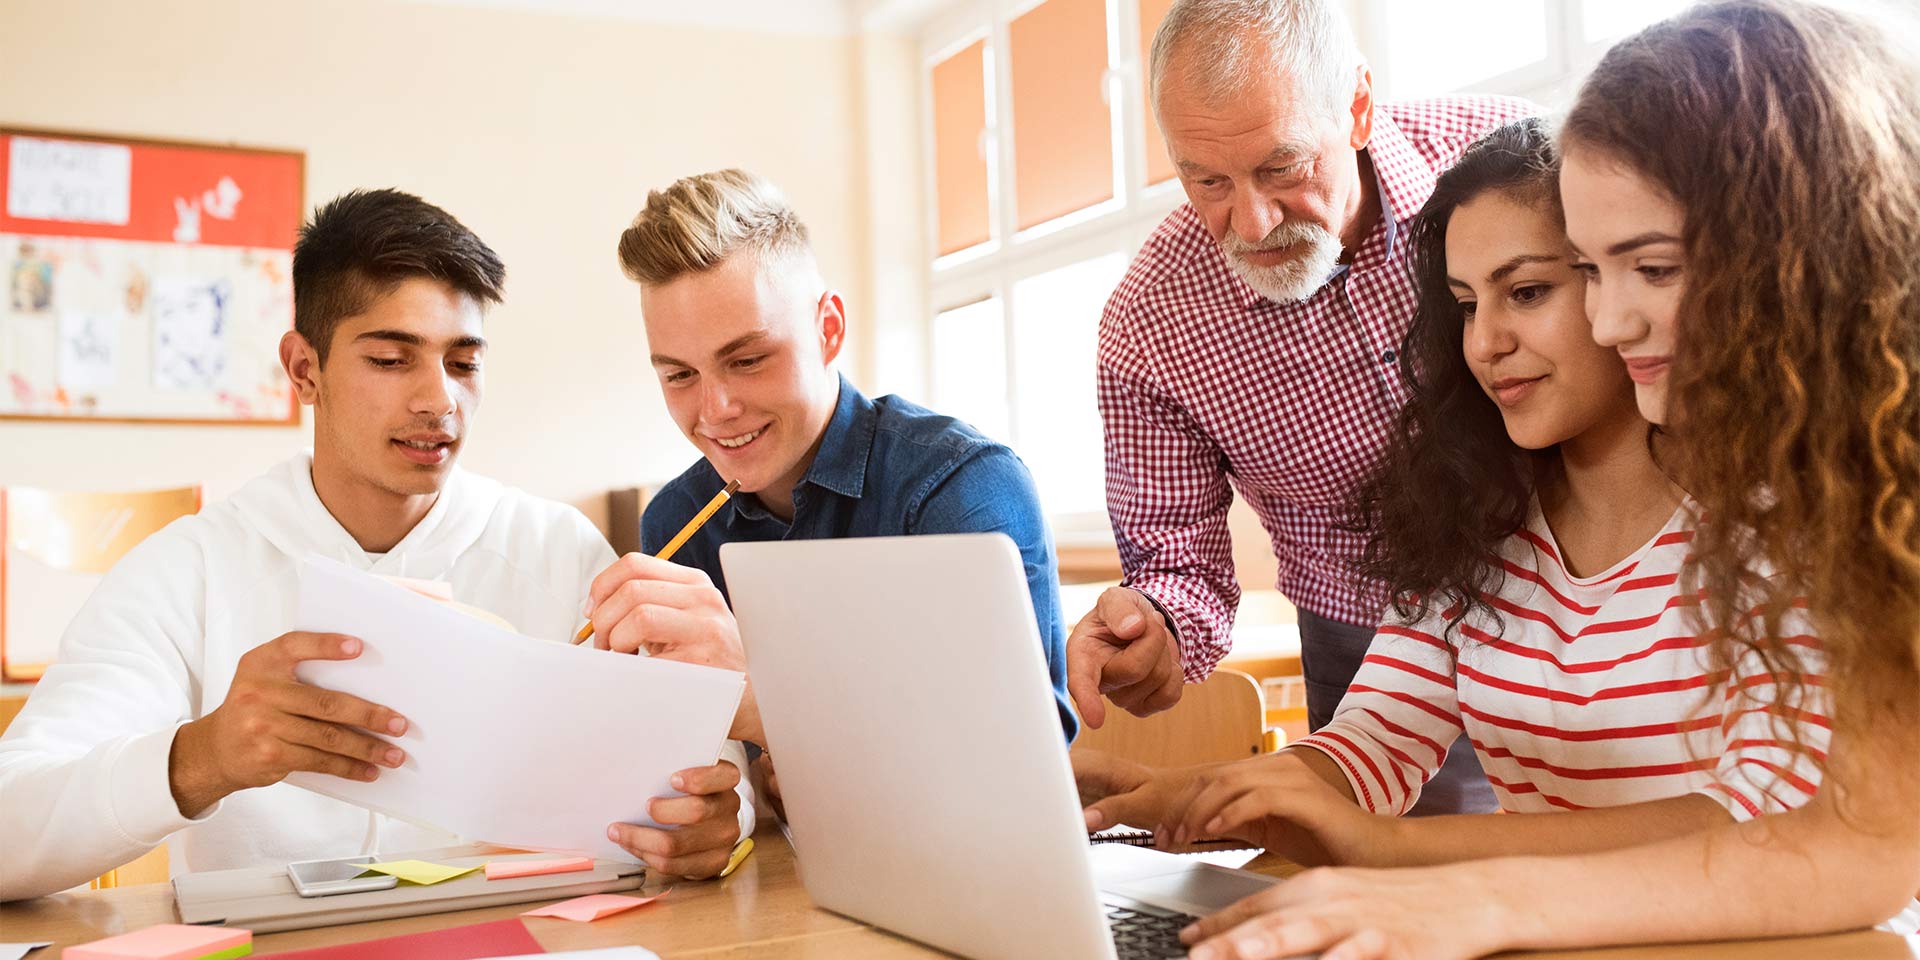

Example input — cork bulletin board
[1,127,304,425]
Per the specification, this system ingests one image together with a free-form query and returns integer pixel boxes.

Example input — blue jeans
[1298,610,1500,815]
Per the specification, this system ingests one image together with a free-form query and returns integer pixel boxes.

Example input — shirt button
[1381,349,1397,364]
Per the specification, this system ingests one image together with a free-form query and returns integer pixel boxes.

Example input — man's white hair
[1149,0,1362,119]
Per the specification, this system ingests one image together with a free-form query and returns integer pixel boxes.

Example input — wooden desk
[1,826,1909,958]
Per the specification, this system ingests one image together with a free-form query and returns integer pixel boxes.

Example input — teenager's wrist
[1343,808,1411,868]
[1453,857,1548,955]
[167,717,231,818]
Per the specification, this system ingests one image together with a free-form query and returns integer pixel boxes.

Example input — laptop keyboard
[1106,901,1198,959]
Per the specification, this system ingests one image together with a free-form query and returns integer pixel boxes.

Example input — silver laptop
[722,533,1280,960]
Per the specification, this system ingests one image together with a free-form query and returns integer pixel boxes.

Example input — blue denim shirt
[643,375,1075,739]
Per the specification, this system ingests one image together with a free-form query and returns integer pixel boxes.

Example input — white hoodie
[0,454,752,900]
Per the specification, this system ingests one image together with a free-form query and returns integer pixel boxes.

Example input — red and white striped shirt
[1099,97,1538,679]
[1292,502,1830,819]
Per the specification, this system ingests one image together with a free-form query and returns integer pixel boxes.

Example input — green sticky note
[357,859,481,885]
[199,945,254,960]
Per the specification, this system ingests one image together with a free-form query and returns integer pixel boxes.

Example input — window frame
[916,0,1182,543]
[1356,0,1693,104]
[907,0,1690,539]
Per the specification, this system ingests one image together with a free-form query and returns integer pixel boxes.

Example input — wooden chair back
[1,485,201,681]
[1073,668,1267,767]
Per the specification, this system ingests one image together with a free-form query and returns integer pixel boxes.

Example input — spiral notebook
[1089,825,1254,850]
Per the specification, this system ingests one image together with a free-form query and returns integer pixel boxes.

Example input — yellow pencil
[717,836,755,879]
[573,479,740,644]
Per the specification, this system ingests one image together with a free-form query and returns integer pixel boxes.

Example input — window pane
[1010,253,1128,516]
[932,297,1010,441]
[1583,0,1690,42]
[1009,0,1115,231]
[1383,1,1549,98]
[1138,0,1177,186]
[932,40,991,256]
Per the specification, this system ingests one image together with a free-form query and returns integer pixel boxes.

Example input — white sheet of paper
[5,136,130,224]
[287,555,746,863]
[1187,849,1262,870]
[0,943,52,960]
[57,308,120,390]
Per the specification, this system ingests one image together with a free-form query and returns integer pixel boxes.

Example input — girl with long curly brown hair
[1175,2,1920,958]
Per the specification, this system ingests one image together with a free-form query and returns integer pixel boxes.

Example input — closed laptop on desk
[174,849,644,933]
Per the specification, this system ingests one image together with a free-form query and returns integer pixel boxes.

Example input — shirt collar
[801,373,874,499]
[1365,109,1436,232]
[1323,160,1399,284]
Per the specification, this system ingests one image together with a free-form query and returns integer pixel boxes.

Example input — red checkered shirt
[1099,97,1539,680]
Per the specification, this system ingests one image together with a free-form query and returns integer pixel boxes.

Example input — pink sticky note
[66,924,251,960]
[485,856,594,880]
[521,891,667,922]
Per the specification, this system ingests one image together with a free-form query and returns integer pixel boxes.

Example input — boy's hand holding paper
[606,758,743,878]
[287,556,745,863]
[169,631,409,818]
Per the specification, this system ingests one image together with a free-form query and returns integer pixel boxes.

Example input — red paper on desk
[256,918,542,958]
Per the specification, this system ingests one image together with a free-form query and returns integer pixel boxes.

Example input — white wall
[0,0,870,531]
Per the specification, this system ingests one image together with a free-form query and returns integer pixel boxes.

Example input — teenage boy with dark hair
[0,189,752,901]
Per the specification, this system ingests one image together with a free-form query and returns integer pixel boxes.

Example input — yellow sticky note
[358,859,481,885]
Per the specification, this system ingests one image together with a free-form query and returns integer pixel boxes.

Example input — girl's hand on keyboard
[1075,749,1227,841]
[1159,751,1385,865]
[1180,860,1510,960]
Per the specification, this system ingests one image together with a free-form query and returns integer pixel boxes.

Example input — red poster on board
[1,135,301,250]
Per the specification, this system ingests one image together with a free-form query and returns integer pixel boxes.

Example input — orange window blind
[1009,0,1114,231]
[1137,0,1177,185]
[932,40,992,256]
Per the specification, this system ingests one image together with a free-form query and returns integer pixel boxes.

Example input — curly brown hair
[1562,0,1920,781]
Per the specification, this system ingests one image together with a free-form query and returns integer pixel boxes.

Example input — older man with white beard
[1067,0,1533,814]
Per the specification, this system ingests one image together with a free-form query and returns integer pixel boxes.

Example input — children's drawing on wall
[10,244,53,312]
[124,265,148,315]
[3,240,59,408]
[150,276,230,391]
[172,176,243,245]
[58,308,120,394]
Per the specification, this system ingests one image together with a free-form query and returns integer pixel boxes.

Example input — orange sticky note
[485,856,594,880]
[521,891,666,922]
[66,924,251,960]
